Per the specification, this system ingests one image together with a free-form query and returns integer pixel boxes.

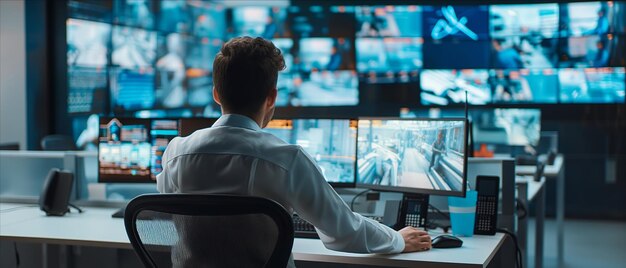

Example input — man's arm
[285,149,430,253]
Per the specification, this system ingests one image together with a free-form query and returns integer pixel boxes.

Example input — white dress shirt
[157,114,404,265]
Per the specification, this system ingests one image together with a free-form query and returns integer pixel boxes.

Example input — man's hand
[399,226,432,252]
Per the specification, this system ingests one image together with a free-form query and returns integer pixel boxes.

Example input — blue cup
[448,190,478,237]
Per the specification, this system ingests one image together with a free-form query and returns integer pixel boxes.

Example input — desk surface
[515,155,564,177]
[516,176,546,201]
[0,203,506,268]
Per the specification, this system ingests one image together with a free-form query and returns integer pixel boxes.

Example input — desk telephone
[385,194,429,230]
[474,176,499,235]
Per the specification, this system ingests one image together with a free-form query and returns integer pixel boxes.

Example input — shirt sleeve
[286,149,405,254]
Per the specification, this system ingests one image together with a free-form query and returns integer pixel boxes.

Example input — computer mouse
[431,235,463,248]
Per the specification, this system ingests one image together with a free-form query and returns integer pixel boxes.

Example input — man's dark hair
[213,37,285,115]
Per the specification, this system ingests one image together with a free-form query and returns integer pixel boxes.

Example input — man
[429,130,446,170]
[157,37,431,266]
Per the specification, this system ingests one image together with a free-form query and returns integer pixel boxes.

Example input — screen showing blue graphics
[423,5,489,41]
[264,119,358,186]
[357,119,467,196]
[67,19,110,67]
[110,67,156,111]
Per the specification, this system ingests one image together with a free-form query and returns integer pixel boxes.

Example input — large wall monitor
[263,118,358,187]
[356,118,468,196]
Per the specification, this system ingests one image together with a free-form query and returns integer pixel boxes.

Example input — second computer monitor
[263,118,358,187]
[357,118,467,197]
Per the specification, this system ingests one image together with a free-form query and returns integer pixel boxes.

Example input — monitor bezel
[355,117,468,197]
[266,117,359,188]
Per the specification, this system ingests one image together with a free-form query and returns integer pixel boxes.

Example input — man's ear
[266,87,277,108]
[213,87,221,105]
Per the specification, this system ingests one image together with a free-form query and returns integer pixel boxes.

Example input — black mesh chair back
[40,135,77,151]
[124,194,294,268]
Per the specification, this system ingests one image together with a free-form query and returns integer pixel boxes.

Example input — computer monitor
[98,117,217,183]
[472,108,542,147]
[356,118,468,197]
[420,69,491,105]
[263,118,358,187]
[558,67,625,103]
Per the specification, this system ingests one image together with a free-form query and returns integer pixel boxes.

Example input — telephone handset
[474,176,499,235]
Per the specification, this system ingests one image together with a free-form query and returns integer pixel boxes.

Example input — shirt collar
[212,114,262,131]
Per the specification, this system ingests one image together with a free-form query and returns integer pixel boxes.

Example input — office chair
[40,135,77,151]
[124,194,294,268]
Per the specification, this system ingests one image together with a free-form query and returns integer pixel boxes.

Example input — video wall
[67,1,626,116]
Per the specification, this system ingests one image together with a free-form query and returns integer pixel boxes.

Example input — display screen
[154,33,222,109]
[490,4,559,38]
[273,37,359,107]
[356,37,422,83]
[111,25,156,68]
[230,6,290,39]
[99,117,157,182]
[357,119,467,196]
[561,1,621,37]
[490,69,559,103]
[110,67,156,111]
[263,119,358,185]
[158,0,226,37]
[113,0,154,29]
[558,67,625,103]
[355,5,422,37]
[286,5,356,38]
[472,109,542,146]
[423,5,489,41]
[98,117,217,182]
[422,39,491,69]
[420,69,491,105]
[559,35,625,68]
[68,66,108,114]
[67,18,111,67]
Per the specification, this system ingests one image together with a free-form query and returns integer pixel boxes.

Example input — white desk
[0,203,508,268]
[516,155,565,268]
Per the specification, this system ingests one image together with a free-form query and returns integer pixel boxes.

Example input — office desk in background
[0,203,509,268]
[516,176,546,268]
[516,154,564,268]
